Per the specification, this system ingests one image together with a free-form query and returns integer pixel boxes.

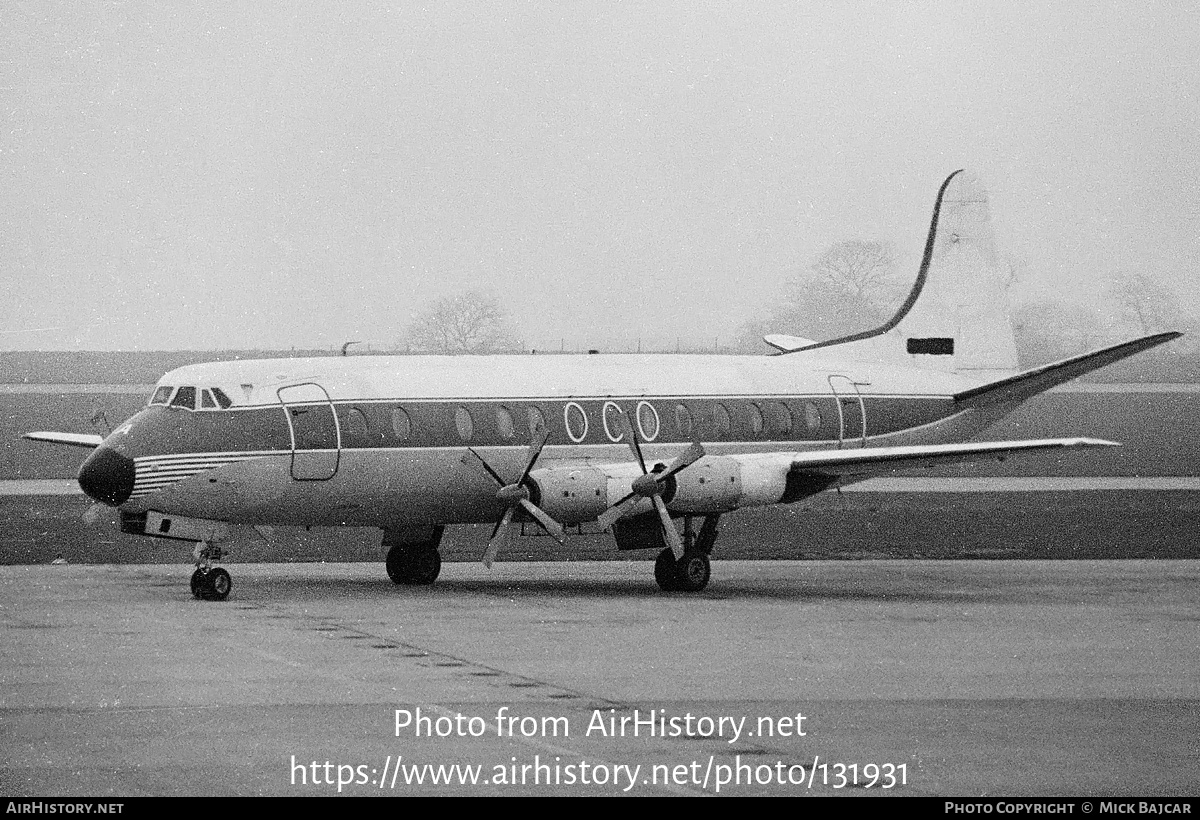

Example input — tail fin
[783,170,1019,376]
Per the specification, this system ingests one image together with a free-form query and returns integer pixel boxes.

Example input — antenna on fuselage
[340,341,361,356]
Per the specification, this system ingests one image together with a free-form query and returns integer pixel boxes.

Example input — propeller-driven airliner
[26,171,1179,599]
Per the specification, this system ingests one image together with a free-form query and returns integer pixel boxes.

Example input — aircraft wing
[787,437,1116,478]
[24,431,105,448]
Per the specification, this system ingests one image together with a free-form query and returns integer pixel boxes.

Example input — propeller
[461,424,566,568]
[595,412,705,559]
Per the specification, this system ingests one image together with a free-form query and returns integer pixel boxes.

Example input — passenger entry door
[278,383,340,480]
[828,375,868,448]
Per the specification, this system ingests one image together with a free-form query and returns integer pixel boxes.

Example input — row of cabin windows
[150,385,233,410]
[342,400,825,444]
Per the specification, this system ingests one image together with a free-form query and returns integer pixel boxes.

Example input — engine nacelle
[526,465,614,524]
[530,453,821,525]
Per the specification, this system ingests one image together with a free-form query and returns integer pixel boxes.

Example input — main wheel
[654,548,679,591]
[673,551,710,592]
[386,545,442,586]
[404,549,441,585]
[200,567,232,601]
[385,545,407,584]
[190,569,204,599]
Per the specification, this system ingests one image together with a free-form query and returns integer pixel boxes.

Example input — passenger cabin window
[773,401,793,435]
[748,403,764,436]
[345,408,369,439]
[714,403,731,438]
[455,406,474,442]
[392,407,412,441]
[528,405,546,437]
[150,386,174,405]
[495,406,516,440]
[675,404,693,438]
[803,401,822,432]
[170,386,196,410]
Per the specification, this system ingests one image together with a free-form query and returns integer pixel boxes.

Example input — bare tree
[1107,272,1182,333]
[403,290,524,354]
[738,239,900,351]
[807,240,898,306]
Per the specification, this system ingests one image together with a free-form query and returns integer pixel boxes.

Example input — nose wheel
[191,567,232,600]
[191,541,232,601]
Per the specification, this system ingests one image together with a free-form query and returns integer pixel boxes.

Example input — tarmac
[2,559,1197,796]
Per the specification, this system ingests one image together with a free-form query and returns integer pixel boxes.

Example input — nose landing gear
[191,541,232,601]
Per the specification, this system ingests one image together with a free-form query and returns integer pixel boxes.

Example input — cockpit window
[150,386,174,405]
[210,388,233,409]
[200,389,217,409]
[170,386,197,409]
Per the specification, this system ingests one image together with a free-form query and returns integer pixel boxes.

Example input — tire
[190,569,204,599]
[404,549,441,586]
[673,552,710,592]
[201,568,232,601]
[654,548,679,591]
[385,545,407,584]
[386,545,441,586]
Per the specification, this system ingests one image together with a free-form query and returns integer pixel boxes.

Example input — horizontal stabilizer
[790,437,1116,478]
[763,334,818,353]
[24,432,104,448]
[954,331,1182,409]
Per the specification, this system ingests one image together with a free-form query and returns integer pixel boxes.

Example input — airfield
[1,371,1198,796]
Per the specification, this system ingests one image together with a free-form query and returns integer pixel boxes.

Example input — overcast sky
[2,2,1197,351]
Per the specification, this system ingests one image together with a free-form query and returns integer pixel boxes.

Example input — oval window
[601,401,625,442]
[803,401,822,432]
[714,403,731,437]
[773,401,793,435]
[675,404,693,438]
[564,402,588,443]
[391,407,412,440]
[495,406,515,440]
[748,403,764,436]
[528,405,547,437]
[344,408,369,440]
[455,406,475,442]
[636,401,660,441]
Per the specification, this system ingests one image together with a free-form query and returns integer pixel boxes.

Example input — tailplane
[779,170,1019,377]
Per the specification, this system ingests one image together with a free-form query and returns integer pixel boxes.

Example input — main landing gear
[655,514,721,592]
[384,526,445,586]
[191,541,232,601]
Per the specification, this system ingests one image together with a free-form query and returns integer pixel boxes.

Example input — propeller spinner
[461,424,566,568]
[595,412,705,559]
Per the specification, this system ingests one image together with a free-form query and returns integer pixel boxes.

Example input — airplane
[25,170,1180,600]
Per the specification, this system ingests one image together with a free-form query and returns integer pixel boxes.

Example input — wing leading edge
[785,437,1116,479]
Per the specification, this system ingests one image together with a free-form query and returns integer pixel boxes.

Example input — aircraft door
[277,383,341,480]
[828,375,868,449]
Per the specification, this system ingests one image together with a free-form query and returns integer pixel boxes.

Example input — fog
[2,2,1197,351]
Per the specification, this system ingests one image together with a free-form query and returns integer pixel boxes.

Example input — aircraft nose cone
[78,446,135,506]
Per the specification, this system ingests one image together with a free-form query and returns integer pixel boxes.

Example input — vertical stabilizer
[782,171,1019,378]
[898,171,1018,374]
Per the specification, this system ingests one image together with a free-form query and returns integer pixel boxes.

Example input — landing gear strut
[654,514,721,592]
[384,526,445,586]
[191,541,232,601]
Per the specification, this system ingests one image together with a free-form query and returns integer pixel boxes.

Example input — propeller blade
[518,425,551,485]
[462,448,506,487]
[518,498,566,544]
[595,493,640,531]
[654,495,684,560]
[620,412,647,473]
[659,441,705,481]
[482,506,516,568]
